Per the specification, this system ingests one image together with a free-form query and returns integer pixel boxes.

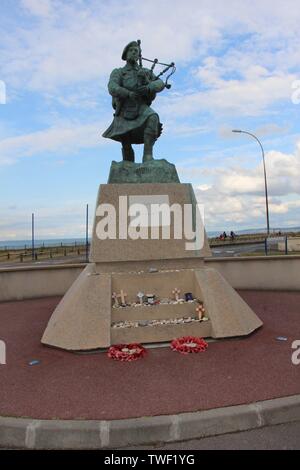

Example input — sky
[0,0,300,240]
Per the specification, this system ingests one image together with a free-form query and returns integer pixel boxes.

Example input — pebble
[29,360,40,366]
[111,312,205,329]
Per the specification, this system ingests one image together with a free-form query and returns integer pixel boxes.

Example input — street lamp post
[85,203,89,263]
[232,129,270,235]
[31,212,35,261]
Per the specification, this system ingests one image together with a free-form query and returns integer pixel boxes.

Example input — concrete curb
[1,395,300,449]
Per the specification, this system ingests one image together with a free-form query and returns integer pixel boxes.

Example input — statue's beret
[122,41,139,60]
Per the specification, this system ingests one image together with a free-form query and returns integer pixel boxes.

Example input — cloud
[197,187,300,230]
[21,0,53,18]
[161,68,296,118]
[216,147,300,196]
[190,141,300,230]
[0,201,94,240]
[254,123,289,138]
[197,184,212,191]
[164,122,210,137]
[218,122,289,139]
[0,119,108,165]
[1,0,300,98]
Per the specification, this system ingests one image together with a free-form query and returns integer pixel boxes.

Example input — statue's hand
[136,85,150,96]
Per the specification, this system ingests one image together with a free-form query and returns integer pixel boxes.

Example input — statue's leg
[121,140,135,162]
[143,115,159,163]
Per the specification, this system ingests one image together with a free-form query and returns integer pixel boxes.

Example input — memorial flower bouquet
[107,343,147,361]
[171,336,208,354]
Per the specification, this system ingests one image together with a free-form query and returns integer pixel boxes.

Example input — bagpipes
[137,39,176,89]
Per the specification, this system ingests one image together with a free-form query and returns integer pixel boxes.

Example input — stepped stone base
[42,265,263,350]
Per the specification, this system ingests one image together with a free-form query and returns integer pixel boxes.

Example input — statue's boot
[122,145,135,162]
[143,134,155,163]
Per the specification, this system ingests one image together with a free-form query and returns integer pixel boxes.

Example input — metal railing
[0,242,90,263]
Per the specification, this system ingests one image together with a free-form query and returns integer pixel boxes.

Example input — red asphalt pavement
[0,291,299,421]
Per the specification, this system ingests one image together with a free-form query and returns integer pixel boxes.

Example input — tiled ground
[0,290,299,420]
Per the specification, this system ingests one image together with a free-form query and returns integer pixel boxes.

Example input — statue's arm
[148,72,165,93]
[108,68,130,99]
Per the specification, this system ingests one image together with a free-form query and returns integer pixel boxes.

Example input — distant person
[230,231,236,241]
[223,231,227,239]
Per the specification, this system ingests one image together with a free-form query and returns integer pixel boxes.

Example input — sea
[1,226,300,249]
[0,238,88,250]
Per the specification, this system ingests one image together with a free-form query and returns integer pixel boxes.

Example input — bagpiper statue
[102,40,175,163]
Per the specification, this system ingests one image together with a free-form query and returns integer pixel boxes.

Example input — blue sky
[1,0,300,240]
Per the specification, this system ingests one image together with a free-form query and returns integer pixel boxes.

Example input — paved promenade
[0,290,299,448]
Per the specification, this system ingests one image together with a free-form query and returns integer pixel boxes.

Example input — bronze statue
[103,40,175,163]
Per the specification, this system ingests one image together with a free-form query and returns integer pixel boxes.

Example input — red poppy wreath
[107,343,146,361]
[171,336,208,354]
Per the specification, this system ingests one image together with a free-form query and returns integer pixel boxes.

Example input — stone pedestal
[108,159,180,184]
[42,179,262,351]
[90,183,211,264]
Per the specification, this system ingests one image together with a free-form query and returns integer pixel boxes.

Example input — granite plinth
[90,183,211,263]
